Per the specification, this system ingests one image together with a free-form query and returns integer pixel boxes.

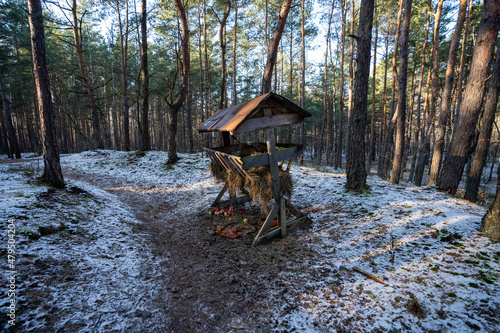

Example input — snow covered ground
[1,150,499,332]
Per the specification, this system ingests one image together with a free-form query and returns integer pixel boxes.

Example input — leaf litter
[0,150,498,332]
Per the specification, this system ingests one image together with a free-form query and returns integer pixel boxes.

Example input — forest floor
[1,150,499,332]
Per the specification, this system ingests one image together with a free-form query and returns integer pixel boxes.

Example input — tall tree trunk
[218,0,231,110]
[367,20,378,173]
[438,0,500,194]
[429,0,468,184]
[464,41,500,201]
[335,0,346,169]
[288,15,294,143]
[453,0,474,134]
[345,0,374,190]
[424,0,445,179]
[298,0,305,164]
[377,27,389,174]
[390,0,413,184]
[197,0,205,149]
[117,0,130,151]
[346,0,355,166]
[319,0,335,165]
[72,0,103,149]
[232,0,238,105]
[414,0,444,185]
[203,0,211,148]
[167,0,190,164]
[261,0,293,94]
[15,35,36,152]
[140,0,150,151]
[28,0,64,188]
[0,68,21,158]
[481,158,500,240]
[378,0,404,179]
[409,0,431,182]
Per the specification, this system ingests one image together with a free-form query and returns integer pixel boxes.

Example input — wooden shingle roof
[197,92,311,134]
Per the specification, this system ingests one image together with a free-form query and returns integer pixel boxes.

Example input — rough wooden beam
[233,113,302,134]
[212,183,228,207]
[253,202,280,246]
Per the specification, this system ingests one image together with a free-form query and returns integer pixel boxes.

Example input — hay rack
[198,92,312,246]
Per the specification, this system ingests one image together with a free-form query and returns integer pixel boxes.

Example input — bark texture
[167,0,190,164]
[261,0,293,94]
[465,41,500,201]
[367,22,378,174]
[345,0,374,190]
[414,0,444,186]
[28,0,65,188]
[428,0,468,184]
[438,0,500,194]
[390,0,413,184]
[378,0,404,180]
[218,0,231,110]
[335,0,347,169]
[117,0,130,151]
[481,160,500,240]
[140,0,150,151]
[72,0,103,149]
[0,68,21,158]
[408,0,431,183]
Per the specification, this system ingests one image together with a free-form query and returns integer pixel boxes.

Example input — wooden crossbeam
[252,202,281,246]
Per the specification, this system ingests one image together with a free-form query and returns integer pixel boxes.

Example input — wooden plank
[215,195,252,208]
[240,146,302,169]
[285,199,308,219]
[212,184,228,207]
[240,153,270,169]
[233,113,303,134]
[274,145,302,161]
[252,202,280,246]
[266,127,281,201]
[279,196,286,238]
[255,215,307,243]
[212,145,239,154]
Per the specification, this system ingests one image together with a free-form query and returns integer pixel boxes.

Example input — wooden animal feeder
[198,92,312,246]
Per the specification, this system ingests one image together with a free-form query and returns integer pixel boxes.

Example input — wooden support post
[279,196,286,238]
[212,183,228,207]
[253,202,280,246]
[264,108,286,239]
[222,131,231,147]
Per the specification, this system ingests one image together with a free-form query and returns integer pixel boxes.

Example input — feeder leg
[253,203,280,246]
[279,197,286,238]
[212,183,228,207]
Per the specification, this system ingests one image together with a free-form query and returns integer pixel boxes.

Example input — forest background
[0,0,499,202]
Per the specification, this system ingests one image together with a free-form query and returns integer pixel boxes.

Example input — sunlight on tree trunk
[438,0,500,194]
[345,0,374,190]
[261,0,293,94]
[390,0,413,184]
[28,0,64,188]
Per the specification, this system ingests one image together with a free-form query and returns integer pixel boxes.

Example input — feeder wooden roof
[197,92,311,135]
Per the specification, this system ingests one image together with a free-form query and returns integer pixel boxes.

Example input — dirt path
[65,170,305,332]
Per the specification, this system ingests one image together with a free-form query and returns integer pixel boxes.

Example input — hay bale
[227,172,245,193]
[210,160,227,183]
[244,166,293,214]
[208,143,294,215]
[239,143,267,157]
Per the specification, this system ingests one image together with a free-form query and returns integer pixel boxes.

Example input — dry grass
[208,143,294,215]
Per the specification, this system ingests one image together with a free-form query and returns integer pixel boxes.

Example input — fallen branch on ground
[353,266,388,286]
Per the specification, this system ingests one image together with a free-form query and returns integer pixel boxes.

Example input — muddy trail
[65,170,313,332]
